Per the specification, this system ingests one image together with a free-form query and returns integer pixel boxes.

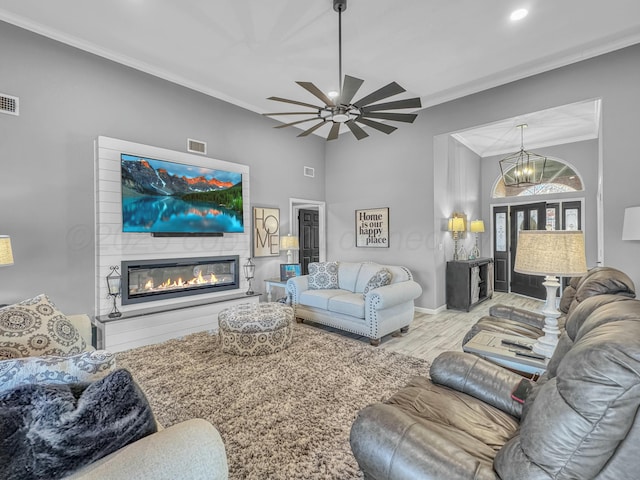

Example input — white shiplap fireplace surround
[94,136,257,352]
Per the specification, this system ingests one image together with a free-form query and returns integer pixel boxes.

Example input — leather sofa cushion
[495,299,640,479]
[385,376,519,467]
[567,267,635,313]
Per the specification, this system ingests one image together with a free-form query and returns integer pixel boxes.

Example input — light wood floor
[303,292,543,364]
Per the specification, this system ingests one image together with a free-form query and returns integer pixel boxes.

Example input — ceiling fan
[263,0,422,141]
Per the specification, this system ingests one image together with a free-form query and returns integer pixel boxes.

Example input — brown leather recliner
[461,266,636,346]
[350,293,640,479]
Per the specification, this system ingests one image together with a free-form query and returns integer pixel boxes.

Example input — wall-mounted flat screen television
[121,153,244,234]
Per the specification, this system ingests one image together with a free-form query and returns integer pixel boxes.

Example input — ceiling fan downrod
[334,0,347,98]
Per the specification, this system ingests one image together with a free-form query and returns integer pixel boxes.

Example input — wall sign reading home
[355,208,389,248]
[253,207,280,257]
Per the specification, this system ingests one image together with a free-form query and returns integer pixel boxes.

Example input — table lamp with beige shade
[0,235,14,267]
[280,234,299,264]
[514,230,587,358]
[469,220,485,259]
[448,214,466,261]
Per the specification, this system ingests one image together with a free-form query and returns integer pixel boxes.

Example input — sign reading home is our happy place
[355,208,389,248]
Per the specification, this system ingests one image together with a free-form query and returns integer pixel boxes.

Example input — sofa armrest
[286,275,309,304]
[489,305,545,329]
[67,313,95,349]
[367,281,422,310]
[430,352,525,418]
[66,418,228,480]
[350,404,499,480]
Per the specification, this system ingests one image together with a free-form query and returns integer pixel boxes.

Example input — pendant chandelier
[263,0,422,141]
[499,124,547,187]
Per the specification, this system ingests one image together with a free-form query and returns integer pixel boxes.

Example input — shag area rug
[117,323,430,480]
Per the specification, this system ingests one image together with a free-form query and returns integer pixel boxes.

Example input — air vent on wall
[304,166,315,178]
[0,93,19,116]
[187,138,207,155]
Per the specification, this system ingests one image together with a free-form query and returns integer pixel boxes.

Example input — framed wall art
[355,207,389,248]
[253,207,280,257]
[280,263,301,281]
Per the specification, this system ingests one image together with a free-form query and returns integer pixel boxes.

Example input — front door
[493,206,509,292]
[510,202,547,299]
[298,209,320,275]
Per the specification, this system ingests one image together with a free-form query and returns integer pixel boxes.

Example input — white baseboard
[415,304,447,315]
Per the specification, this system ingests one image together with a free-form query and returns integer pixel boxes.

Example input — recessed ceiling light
[510,8,528,21]
[327,90,339,99]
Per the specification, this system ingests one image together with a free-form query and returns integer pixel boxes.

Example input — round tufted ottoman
[218,303,293,356]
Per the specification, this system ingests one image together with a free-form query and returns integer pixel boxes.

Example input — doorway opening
[492,199,584,299]
[288,198,326,275]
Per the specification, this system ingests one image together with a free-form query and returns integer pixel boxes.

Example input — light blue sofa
[286,262,422,345]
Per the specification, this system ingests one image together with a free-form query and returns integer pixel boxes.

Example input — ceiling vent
[187,138,207,155]
[0,93,19,116]
[304,166,315,178]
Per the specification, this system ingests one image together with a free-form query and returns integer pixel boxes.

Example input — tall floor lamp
[514,230,587,358]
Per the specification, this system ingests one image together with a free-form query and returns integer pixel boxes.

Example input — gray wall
[2,21,639,314]
[326,43,640,310]
[0,22,326,314]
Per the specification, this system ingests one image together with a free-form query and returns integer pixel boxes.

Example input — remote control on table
[511,350,546,360]
[501,339,533,350]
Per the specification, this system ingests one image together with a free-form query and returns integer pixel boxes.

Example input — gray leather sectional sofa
[350,268,640,479]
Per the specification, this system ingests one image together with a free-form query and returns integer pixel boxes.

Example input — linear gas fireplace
[121,255,239,305]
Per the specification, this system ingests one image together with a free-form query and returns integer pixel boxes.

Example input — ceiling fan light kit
[263,0,422,141]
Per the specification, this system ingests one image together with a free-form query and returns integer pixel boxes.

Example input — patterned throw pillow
[0,294,87,360]
[0,350,116,394]
[362,269,392,298]
[308,262,339,290]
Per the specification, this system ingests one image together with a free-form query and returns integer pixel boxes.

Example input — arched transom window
[493,158,583,198]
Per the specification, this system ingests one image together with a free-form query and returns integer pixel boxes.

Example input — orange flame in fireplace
[137,271,221,294]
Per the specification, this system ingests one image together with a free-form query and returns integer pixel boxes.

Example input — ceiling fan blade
[361,111,418,123]
[267,96,322,110]
[353,82,406,108]
[298,120,327,137]
[296,81,335,106]
[327,122,341,141]
[274,117,320,129]
[355,117,397,135]
[361,97,422,112]
[263,111,319,116]
[340,75,364,105]
[345,120,369,140]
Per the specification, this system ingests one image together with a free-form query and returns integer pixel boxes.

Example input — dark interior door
[561,200,582,287]
[493,206,509,292]
[298,208,319,275]
[510,202,547,299]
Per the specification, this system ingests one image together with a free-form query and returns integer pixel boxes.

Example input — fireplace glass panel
[122,256,239,304]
